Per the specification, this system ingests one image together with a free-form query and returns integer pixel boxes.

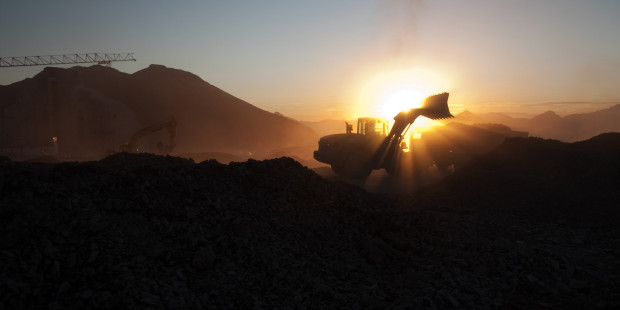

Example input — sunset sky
[2,0,620,120]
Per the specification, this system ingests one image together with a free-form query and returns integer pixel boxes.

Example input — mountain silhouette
[528,110,567,140]
[449,109,486,124]
[0,65,317,160]
[563,104,620,141]
[454,105,620,142]
[300,119,352,137]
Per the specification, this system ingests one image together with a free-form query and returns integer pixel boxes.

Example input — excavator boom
[372,93,453,170]
[121,117,177,153]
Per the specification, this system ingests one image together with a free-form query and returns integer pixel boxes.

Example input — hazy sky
[2,0,620,120]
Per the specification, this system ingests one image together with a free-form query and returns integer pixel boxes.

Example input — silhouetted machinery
[314,93,453,178]
[314,92,531,179]
[120,117,177,154]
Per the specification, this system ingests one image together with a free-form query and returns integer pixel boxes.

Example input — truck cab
[356,117,388,136]
[314,117,389,178]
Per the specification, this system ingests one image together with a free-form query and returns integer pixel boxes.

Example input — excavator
[120,117,177,154]
[313,93,453,178]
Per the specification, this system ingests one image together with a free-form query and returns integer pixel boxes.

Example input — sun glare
[379,88,425,120]
[355,67,450,128]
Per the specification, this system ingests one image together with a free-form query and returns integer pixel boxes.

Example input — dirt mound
[24,155,61,163]
[0,154,408,309]
[414,133,620,222]
[1,153,619,309]
[175,152,245,164]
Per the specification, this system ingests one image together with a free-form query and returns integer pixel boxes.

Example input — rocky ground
[1,134,620,309]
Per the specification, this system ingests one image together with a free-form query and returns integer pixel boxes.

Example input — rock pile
[414,133,620,223]
[1,146,619,308]
[1,154,410,309]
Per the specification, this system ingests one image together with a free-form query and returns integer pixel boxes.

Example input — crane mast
[0,53,136,67]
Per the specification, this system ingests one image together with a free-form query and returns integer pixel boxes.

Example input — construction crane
[0,53,136,67]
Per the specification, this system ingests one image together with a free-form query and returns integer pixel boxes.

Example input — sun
[355,67,450,125]
[379,88,426,120]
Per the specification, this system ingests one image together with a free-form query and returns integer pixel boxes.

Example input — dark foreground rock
[1,149,619,309]
[413,133,620,223]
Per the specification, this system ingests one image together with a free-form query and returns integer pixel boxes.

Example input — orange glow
[411,117,444,130]
[355,67,450,122]
[379,88,426,119]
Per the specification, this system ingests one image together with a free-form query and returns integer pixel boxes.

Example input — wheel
[330,153,371,179]
[331,162,344,175]
[341,153,372,179]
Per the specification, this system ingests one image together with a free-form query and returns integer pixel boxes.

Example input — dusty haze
[0,65,318,162]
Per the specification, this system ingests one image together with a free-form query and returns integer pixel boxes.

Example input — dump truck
[314,93,453,178]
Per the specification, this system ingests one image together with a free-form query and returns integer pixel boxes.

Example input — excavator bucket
[417,92,453,120]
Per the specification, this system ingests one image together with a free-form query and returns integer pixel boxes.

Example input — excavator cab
[357,117,388,136]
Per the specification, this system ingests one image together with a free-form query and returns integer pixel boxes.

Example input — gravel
[1,141,619,309]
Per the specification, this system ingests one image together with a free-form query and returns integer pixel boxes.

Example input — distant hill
[454,105,620,142]
[449,110,486,124]
[0,65,317,160]
[563,104,620,141]
[305,103,620,145]
[300,119,351,137]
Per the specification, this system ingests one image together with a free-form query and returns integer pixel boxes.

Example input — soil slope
[1,133,619,309]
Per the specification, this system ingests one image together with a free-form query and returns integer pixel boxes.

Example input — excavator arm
[120,117,177,153]
[372,93,453,169]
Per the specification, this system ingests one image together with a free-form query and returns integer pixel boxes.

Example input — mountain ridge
[0,64,318,160]
[460,105,620,142]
